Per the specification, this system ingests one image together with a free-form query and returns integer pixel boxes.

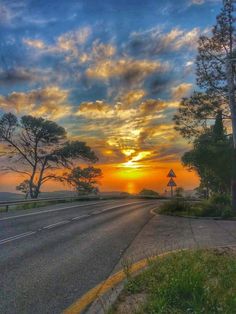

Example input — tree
[174,92,227,140]
[64,166,102,195]
[174,0,236,210]
[139,189,159,198]
[175,187,184,198]
[182,111,233,195]
[0,113,97,199]
[16,180,32,199]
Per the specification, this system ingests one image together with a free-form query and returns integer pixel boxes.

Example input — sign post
[167,169,177,197]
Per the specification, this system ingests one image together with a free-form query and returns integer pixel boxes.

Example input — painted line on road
[0,201,110,221]
[92,200,150,215]
[0,201,154,246]
[43,220,69,229]
[71,214,90,221]
[0,231,36,245]
[63,250,181,314]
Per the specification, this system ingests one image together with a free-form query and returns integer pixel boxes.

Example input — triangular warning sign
[167,169,176,178]
[167,178,177,187]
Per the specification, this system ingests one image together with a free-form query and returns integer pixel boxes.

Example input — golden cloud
[118,89,146,106]
[0,86,72,120]
[24,26,91,59]
[128,27,201,56]
[171,83,193,100]
[86,59,167,80]
[72,95,187,168]
[23,39,46,49]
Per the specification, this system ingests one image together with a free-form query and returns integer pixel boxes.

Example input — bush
[200,194,232,218]
[159,199,192,215]
[158,194,234,218]
[139,189,159,198]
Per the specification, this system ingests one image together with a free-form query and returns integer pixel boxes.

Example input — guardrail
[0,195,101,212]
[0,195,200,213]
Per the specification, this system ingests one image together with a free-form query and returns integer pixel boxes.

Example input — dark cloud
[126,27,200,58]
[0,68,35,85]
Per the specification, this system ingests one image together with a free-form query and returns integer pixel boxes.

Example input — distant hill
[0,190,76,201]
[0,190,133,201]
[0,192,23,201]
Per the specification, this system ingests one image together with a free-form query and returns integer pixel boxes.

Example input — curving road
[0,199,158,314]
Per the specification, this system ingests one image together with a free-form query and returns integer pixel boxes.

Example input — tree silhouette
[0,113,98,198]
[64,166,102,195]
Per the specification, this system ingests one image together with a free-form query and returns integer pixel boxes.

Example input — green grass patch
[110,249,236,314]
[157,195,234,219]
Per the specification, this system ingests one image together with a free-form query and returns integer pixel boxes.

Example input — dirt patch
[212,246,236,256]
[113,292,147,314]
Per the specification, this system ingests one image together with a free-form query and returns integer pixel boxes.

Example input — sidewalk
[87,214,236,314]
[115,214,236,269]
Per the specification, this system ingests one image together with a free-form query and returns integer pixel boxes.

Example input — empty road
[0,199,158,314]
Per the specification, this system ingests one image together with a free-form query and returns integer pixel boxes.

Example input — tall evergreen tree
[182,111,233,195]
[175,0,236,209]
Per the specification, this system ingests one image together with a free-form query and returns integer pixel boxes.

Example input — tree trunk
[231,106,236,211]
[226,58,236,211]
[232,148,236,211]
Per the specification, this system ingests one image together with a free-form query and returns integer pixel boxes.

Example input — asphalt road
[0,199,158,314]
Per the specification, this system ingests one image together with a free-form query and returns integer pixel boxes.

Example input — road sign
[167,169,176,178]
[167,178,177,187]
[167,177,177,197]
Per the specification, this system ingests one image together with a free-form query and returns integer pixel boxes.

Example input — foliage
[16,180,32,199]
[182,111,233,195]
[0,113,97,198]
[174,92,225,140]
[64,166,102,195]
[174,1,236,209]
[159,199,193,215]
[174,1,235,140]
[158,194,233,218]
[112,249,236,314]
[175,187,184,197]
[139,189,159,198]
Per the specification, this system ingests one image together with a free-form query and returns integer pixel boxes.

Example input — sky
[0,0,222,194]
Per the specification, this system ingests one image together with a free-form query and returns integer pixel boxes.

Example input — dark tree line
[174,0,236,209]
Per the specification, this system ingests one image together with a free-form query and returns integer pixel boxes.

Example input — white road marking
[71,214,90,220]
[90,201,147,215]
[43,220,69,229]
[0,200,155,245]
[0,231,36,245]
[0,201,108,221]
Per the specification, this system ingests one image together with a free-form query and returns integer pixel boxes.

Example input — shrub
[200,194,232,217]
[158,194,234,218]
[159,199,192,215]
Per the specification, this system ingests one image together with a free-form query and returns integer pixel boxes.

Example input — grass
[157,196,234,219]
[110,249,236,314]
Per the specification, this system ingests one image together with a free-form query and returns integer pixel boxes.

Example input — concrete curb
[155,212,236,221]
[86,244,236,314]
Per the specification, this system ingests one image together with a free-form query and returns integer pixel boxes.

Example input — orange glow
[0,161,199,195]
[97,161,199,194]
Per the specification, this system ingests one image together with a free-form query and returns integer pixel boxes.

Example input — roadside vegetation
[138,189,160,199]
[158,194,233,219]
[110,249,236,314]
[174,1,236,212]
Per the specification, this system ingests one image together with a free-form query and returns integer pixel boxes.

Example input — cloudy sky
[0,0,222,193]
